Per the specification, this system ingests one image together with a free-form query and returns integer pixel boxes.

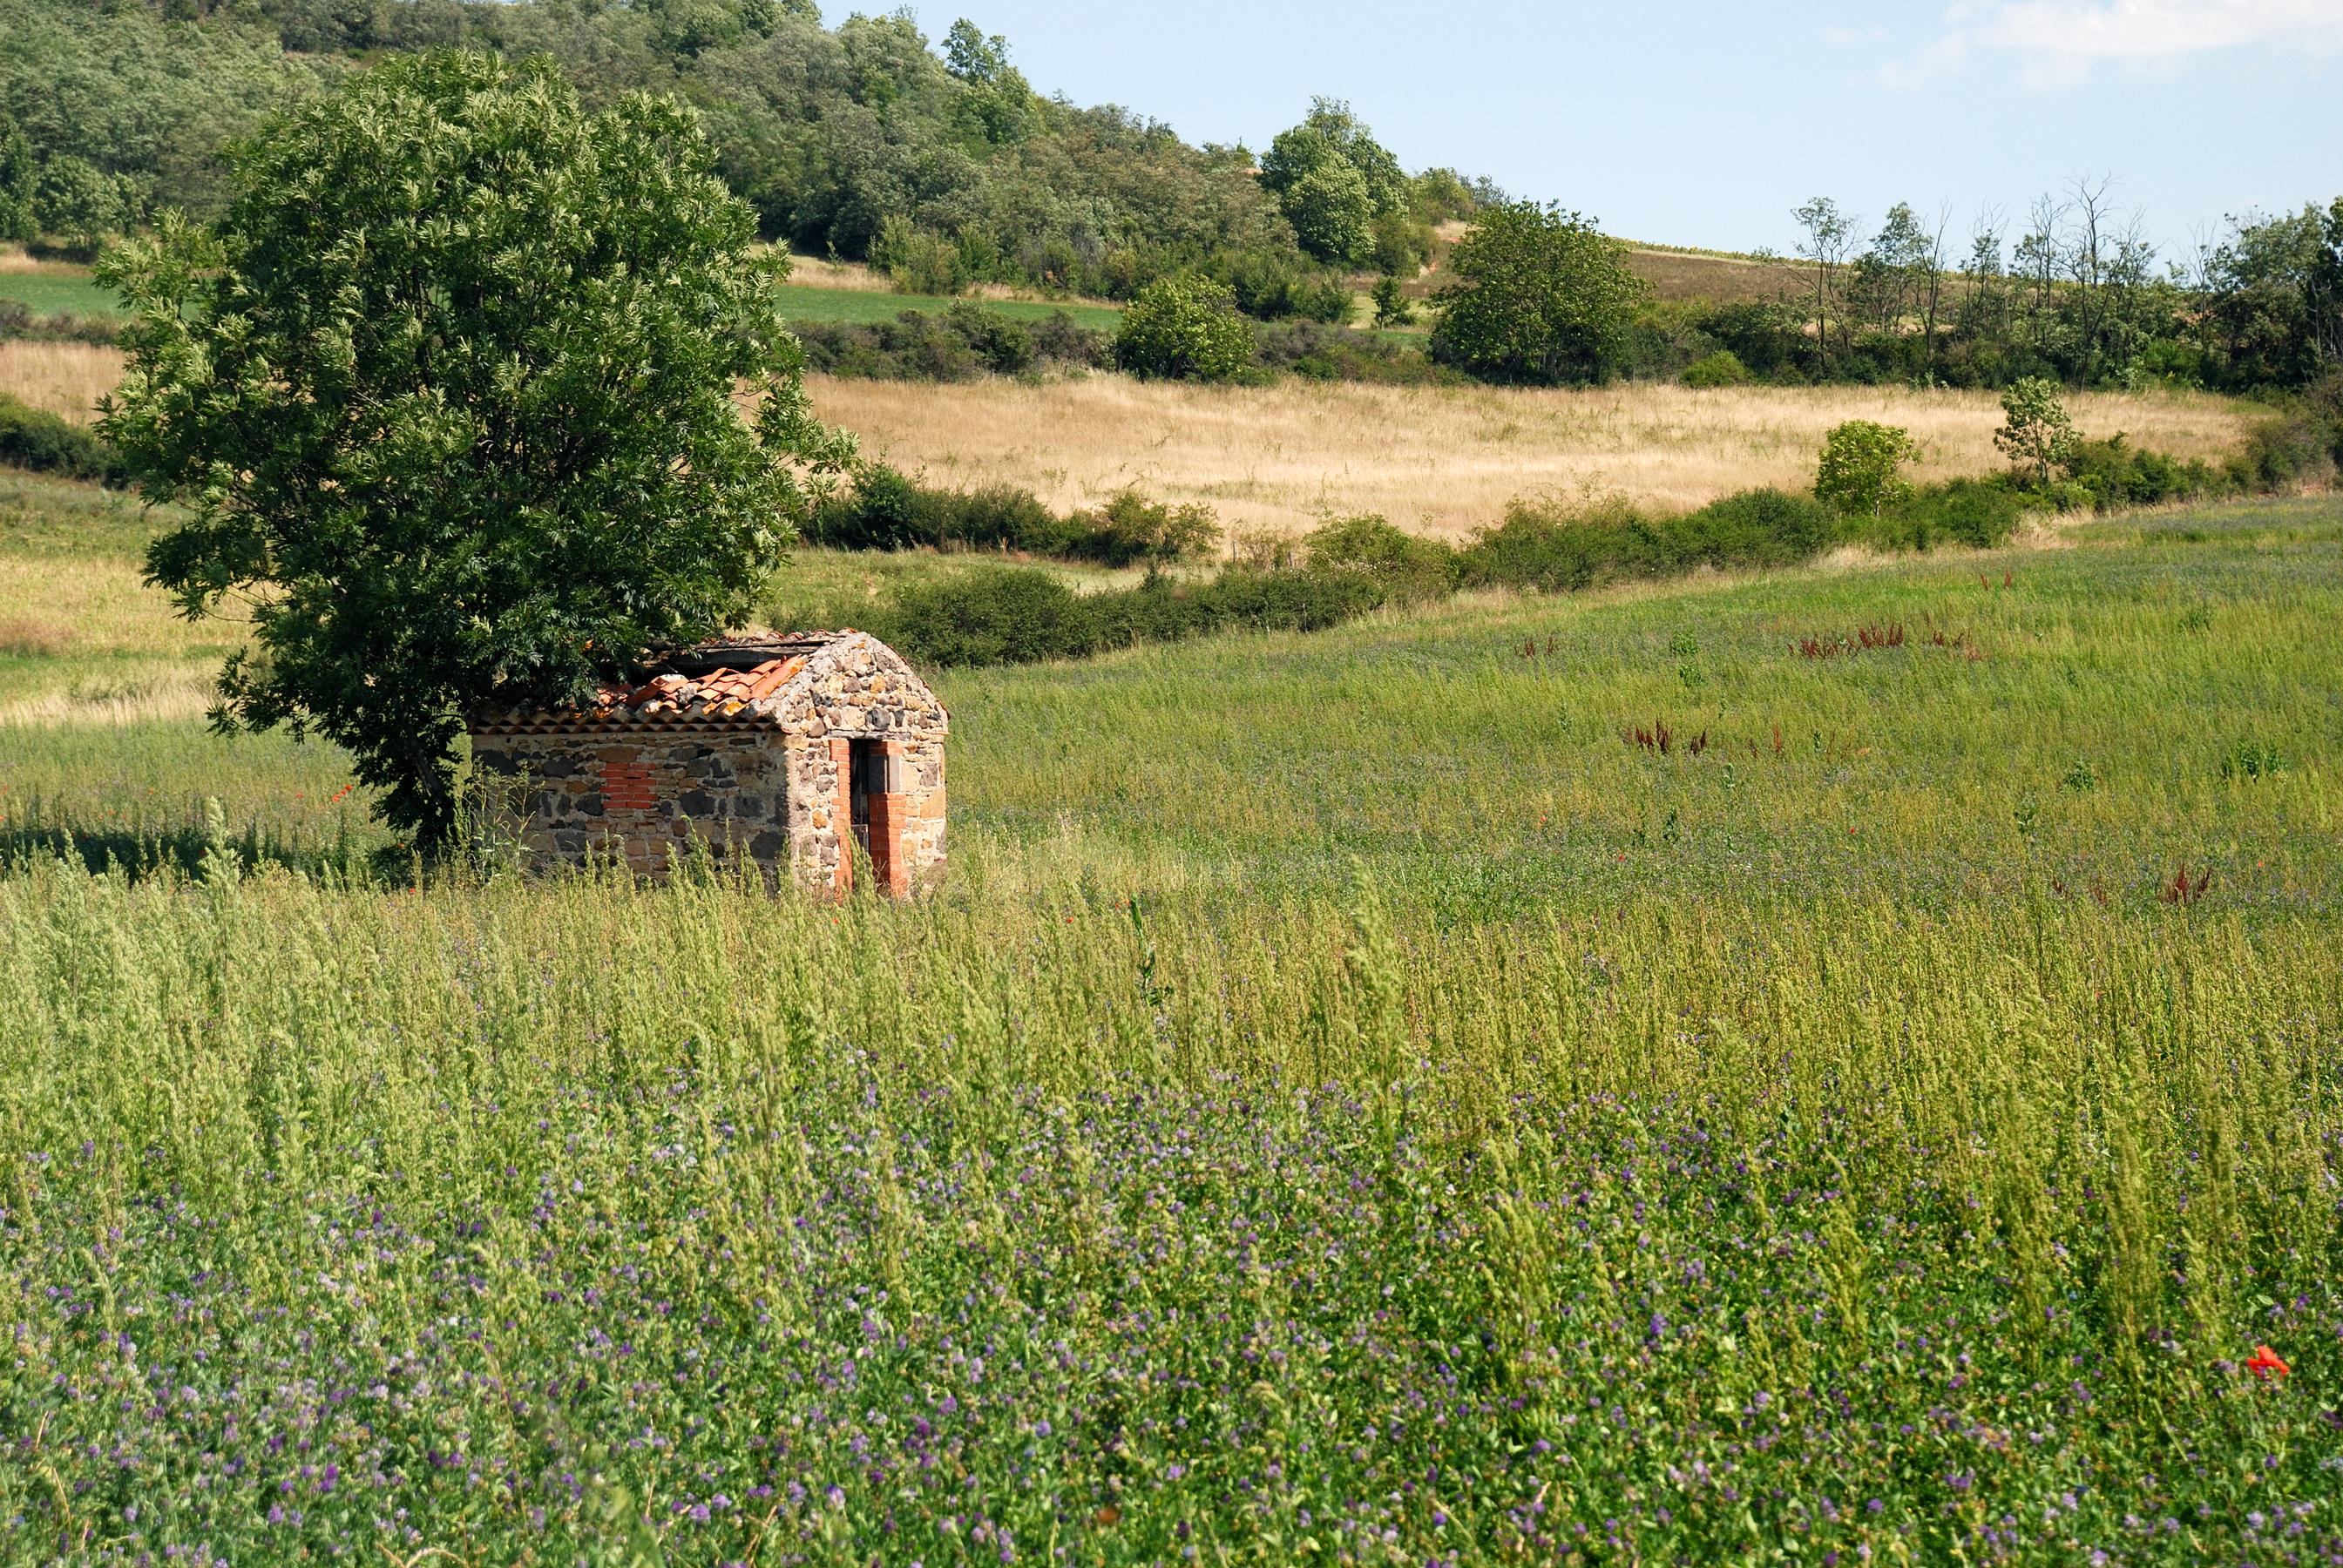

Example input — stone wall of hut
[471,730,789,881]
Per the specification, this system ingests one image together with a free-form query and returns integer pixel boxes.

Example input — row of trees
[1730,181,2343,393]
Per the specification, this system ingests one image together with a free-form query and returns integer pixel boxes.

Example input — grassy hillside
[1625,244,1793,305]
[2,472,2340,1561]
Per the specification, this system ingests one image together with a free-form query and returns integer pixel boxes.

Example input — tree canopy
[98,49,850,846]
[1428,202,1648,385]
[1259,98,1406,266]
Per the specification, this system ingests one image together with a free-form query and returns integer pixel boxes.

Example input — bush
[1680,349,1750,389]
[809,470,1217,566]
[1371,275,1413,328]
[1252,321,1455,386]
[792,304,1095,382]
[1304,513,1460,602]
[0,393,125,482]
[1459,488,1832,592]
[869,215,969,296]
[1026,310,1115,368]
[2066,436,2228,510]
[1814,420,1919,517]
[2229,409,2340,491]
[863,561,1385,668]
[1070,490,1222,568]
[1683,487,1837,559]
[1115,277,1256,382]
[1850,477,2024,551]
[1223,250,1351,323]
[872,564,1099,666]
[0,299,121,346]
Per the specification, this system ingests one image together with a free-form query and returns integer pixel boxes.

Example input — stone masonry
[468,631,948,895]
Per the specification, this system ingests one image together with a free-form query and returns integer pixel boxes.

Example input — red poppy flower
[2245,1345,2290,1380]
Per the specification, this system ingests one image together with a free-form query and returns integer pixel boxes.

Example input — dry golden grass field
[0,340,119,422]
[1623,246,1792,305]
[2,341,2257,541]
[810,375,2252,537]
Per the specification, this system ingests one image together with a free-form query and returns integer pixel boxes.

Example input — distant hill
[1623,246,1792,306]
[0,0,1361,307]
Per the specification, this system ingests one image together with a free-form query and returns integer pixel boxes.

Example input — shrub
[2229,409,2340,491]
[1815,420,1919,517]
[0,299,122,346]
[1847,477,2023,551]
[1304,514,1459,603]
[1223,250,1351,323]
[870,215,968,296]
[2065,435,2227,510]
[1680,349,1750,389]
[1090,567,1382,651]
[1115,277,1256,382]
[928,484,1069,553]
[1460,488,1832,592]
[1994,377,2076,487]
[807,460,924,550]
[809,473,1217,566]
[870,564,1100,666]
[1252,321,1453,386]
[863,560,1386,668]
[1371,275,1413,328]
[0,393,125,483]
[792,304,1076,382]
[1027,310,1114,368]
[1071,490,1222,567]
[1683,488,1836,559]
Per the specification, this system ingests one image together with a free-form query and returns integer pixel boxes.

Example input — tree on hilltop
[1428,202,1647,385]
[98,49,855,848]
[1260,98,1407,266]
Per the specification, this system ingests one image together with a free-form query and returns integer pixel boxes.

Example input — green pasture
[0,268,122,318]
[2,476,2341,1563]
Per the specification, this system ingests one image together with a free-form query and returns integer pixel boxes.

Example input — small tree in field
[1815,420,1919,516]
[98,51,853,848]
[1994,376,2078,487]
[1429,202,1648,385]
[1114,276,1255,382]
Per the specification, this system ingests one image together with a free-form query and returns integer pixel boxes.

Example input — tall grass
[0,860,2337,1561]
[2,491,2340,1562]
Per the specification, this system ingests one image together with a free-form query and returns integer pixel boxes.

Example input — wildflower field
[3,480,2342,1565]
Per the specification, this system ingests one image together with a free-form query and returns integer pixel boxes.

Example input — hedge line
[840,483,1951,668]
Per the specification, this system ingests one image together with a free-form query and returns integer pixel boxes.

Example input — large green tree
[1427,202,1647,385]
[98,49,852,847]
[1259,98,1405,265]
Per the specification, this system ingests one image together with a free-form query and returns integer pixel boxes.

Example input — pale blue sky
[920,0,2340,259]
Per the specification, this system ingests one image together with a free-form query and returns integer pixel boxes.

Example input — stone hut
[468,632,946,895]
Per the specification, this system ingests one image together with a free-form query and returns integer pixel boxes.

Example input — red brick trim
[875,739,909,896]
[830,735,854,892]
[603,760,657,811]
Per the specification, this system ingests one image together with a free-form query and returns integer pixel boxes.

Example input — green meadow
[0,269,122,320]
[3,476,2341,1564]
